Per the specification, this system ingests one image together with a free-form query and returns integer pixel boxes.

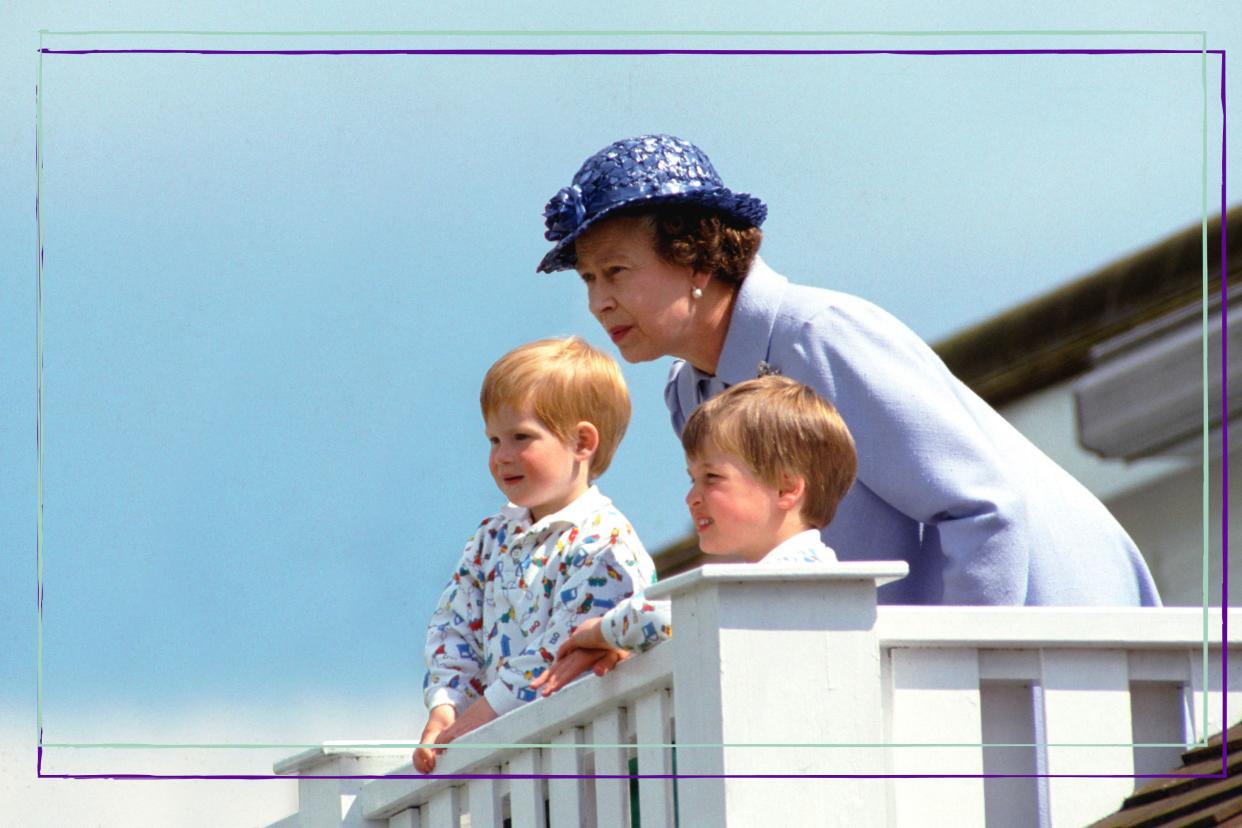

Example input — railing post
[647,562,907,828]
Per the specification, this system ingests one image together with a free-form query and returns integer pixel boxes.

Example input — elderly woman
[536,134,1159,607]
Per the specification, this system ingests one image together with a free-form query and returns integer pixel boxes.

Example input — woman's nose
[587,281,614,317]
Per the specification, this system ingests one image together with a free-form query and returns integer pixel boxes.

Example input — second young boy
[531,375,856,694]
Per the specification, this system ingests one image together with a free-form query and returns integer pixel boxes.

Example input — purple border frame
[35,45,1229,784]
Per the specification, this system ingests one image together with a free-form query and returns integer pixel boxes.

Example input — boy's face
[485,404,588,522]
[684,448,785,562]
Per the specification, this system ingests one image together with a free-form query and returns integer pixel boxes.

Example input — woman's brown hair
[615,203,763,285]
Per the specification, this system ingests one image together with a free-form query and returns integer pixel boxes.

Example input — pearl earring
[691,287,703,299]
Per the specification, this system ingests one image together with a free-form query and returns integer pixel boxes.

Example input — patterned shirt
[600,529,837,653]
[423,486,654,716]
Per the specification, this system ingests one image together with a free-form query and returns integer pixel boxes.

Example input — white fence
[272,564,1239,828]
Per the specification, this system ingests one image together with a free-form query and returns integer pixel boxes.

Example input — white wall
[1106,450,1238,607]
[999,380,1234,606]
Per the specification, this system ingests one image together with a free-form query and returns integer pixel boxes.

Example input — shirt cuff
[425,686,467,712]
[599,603,626,650]
[483,679,522,718]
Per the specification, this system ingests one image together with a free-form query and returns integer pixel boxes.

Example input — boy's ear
[572,421,600,461]
[776,471,806,512]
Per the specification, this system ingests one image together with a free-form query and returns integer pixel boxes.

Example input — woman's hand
[414,704,456,774]
[530,617,633,697]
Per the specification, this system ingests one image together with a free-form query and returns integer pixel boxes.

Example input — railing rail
[875,606,1234,827]
[272,567,1237,828]
[361,643,674,826]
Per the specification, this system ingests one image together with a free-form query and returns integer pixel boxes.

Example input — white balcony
[270,564,1238,827]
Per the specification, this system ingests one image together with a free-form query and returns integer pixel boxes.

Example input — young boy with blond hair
[415,337,654,773]
[531,375,856,694]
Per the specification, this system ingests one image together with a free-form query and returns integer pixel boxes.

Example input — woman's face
[574,216,701,364]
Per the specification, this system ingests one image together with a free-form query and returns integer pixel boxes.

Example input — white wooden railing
[272,564,1239,828]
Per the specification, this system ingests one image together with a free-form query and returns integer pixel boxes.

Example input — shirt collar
[498,485,612,534]
[678,255,787,393]
[713,255,787,386]
[759,529,824,563]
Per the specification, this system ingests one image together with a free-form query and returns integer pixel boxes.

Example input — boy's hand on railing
[588,647,631,676]
[434,697,497,752]
[414,703,456,774]
[529,647,602,696]
[559,616,608,651]
[531,618,633,697]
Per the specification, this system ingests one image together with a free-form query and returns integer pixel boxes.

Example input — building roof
[1087,722,1242,827]
[936,207,1239,407]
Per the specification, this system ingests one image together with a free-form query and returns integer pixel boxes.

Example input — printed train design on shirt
[423,489,655,717]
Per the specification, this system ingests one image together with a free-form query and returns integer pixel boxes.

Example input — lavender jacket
[666,257,1161,606]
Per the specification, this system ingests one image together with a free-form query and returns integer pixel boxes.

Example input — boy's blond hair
[681,376,856,527]
[480,337,631,478]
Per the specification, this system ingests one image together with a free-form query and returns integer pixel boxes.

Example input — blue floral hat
[536,134,767,273]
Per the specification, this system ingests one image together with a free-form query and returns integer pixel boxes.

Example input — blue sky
[0,3,1237,804]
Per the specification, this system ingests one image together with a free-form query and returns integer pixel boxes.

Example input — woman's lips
[608,325,633,343]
